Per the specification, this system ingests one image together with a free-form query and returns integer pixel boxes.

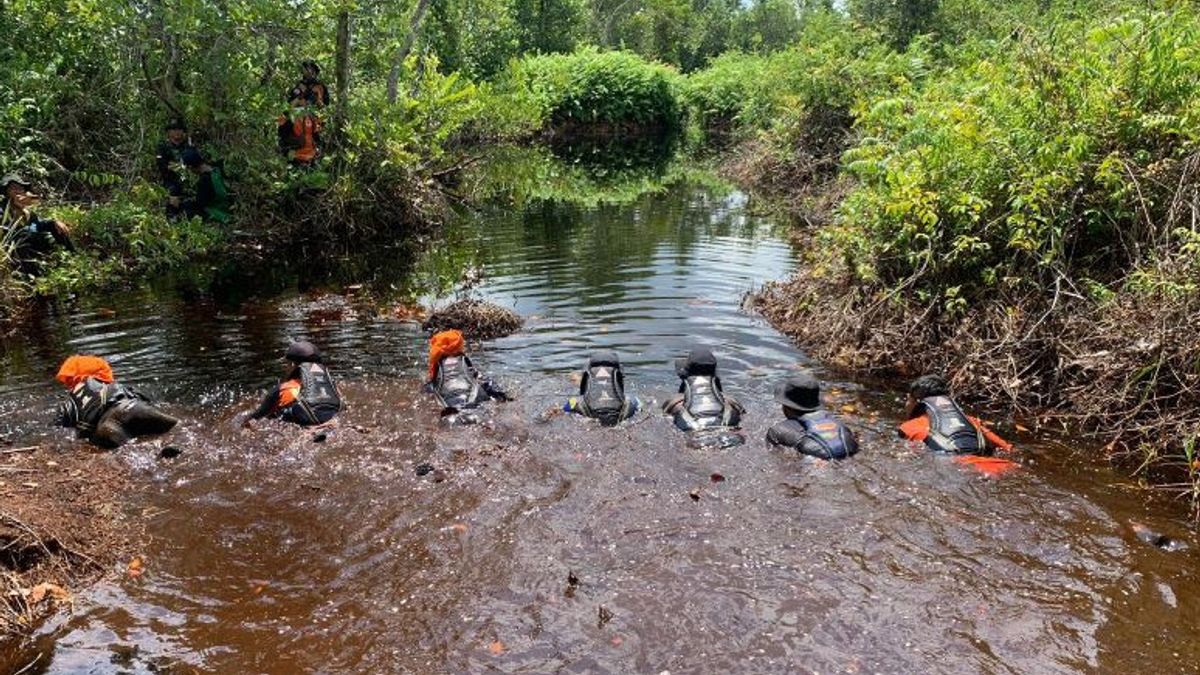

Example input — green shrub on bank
[684,13,923,144]
[33,182,222,297]
[834,7,1200,310]
[511,49,683,129]
[681,52,767,131]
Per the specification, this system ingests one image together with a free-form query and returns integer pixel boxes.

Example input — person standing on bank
[156,120,192,217]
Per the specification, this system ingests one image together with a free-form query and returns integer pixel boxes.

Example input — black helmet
[587,350,621,369]
[165,119,188,132]
[909,374,950,399]
[286,340,322,363]
[301,59,321,75]
[774,373,821,413]
[675,345,718,378]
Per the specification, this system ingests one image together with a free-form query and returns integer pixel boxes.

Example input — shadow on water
[1,140,1199,673]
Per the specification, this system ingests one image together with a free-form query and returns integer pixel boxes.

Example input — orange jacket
[899,414,1014,453]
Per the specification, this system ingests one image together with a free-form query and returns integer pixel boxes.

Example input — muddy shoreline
[0,444,138,644]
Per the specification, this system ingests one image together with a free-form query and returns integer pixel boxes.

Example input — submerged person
[662,346,744,431]
[180,149,231,224]
[247,340,342,426]
[898,374,1013,455]
[55,355,178,449]
[2,174,75,268]
[765,373,859,460]
[564,351,640,427]
[425,329,508,411]
[156,119,192,217]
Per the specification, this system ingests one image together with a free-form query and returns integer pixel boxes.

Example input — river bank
[0,444,138,642]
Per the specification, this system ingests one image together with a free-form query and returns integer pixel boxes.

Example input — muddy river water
[1,153,1199,673]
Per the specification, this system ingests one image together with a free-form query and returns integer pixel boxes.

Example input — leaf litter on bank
[0,446,139,639]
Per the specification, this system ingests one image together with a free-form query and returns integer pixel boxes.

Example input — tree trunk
[333,9,351,148]
[387,0,432,104]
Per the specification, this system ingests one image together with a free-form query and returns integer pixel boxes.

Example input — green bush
[32,182,222,296]
[681,52,767,131]
[510,49,683,129]
[834,7,1200,310]
[684,13,923,142]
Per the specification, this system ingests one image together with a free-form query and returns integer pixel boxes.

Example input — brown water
[1,168,1199,674]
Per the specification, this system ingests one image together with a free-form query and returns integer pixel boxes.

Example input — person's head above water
[285,340,323,364]
[587,350,621,370]
[675,345,717,379]
[775,372,821,419]
[906,373,951,417]
[428,330,466,381]
[56,355,115,389]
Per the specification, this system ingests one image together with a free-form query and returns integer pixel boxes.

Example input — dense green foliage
[839,8,1200,306]
[508,49,682,129]
[683,14,920,135]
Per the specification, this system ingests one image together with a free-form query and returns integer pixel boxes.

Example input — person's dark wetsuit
[565,351,640,427]
[55,356,177,449]
[663,346,743,431]
[765,374,859,460]
[249,341,342,426]
[155,123,191,215]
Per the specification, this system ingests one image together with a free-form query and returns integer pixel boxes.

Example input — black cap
[181,148,204,167]
[165,119,187,132]
[286,340,322,363]
[675,346,717,378]
[587,350,620,369]
[774,373,821,412]
[302,59,321,74]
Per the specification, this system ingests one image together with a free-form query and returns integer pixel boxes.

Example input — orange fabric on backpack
[899,413,1014,453]
[954,455,1020,477]
[277,378,302,409]
[55,355,115,389]
[292,115,320,163]
[428,330,466,382]
[899,415,931,442]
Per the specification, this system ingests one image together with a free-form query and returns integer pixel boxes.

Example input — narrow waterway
[1,149,1198,674]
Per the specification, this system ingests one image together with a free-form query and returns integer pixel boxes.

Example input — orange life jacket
[278,114,321,163]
